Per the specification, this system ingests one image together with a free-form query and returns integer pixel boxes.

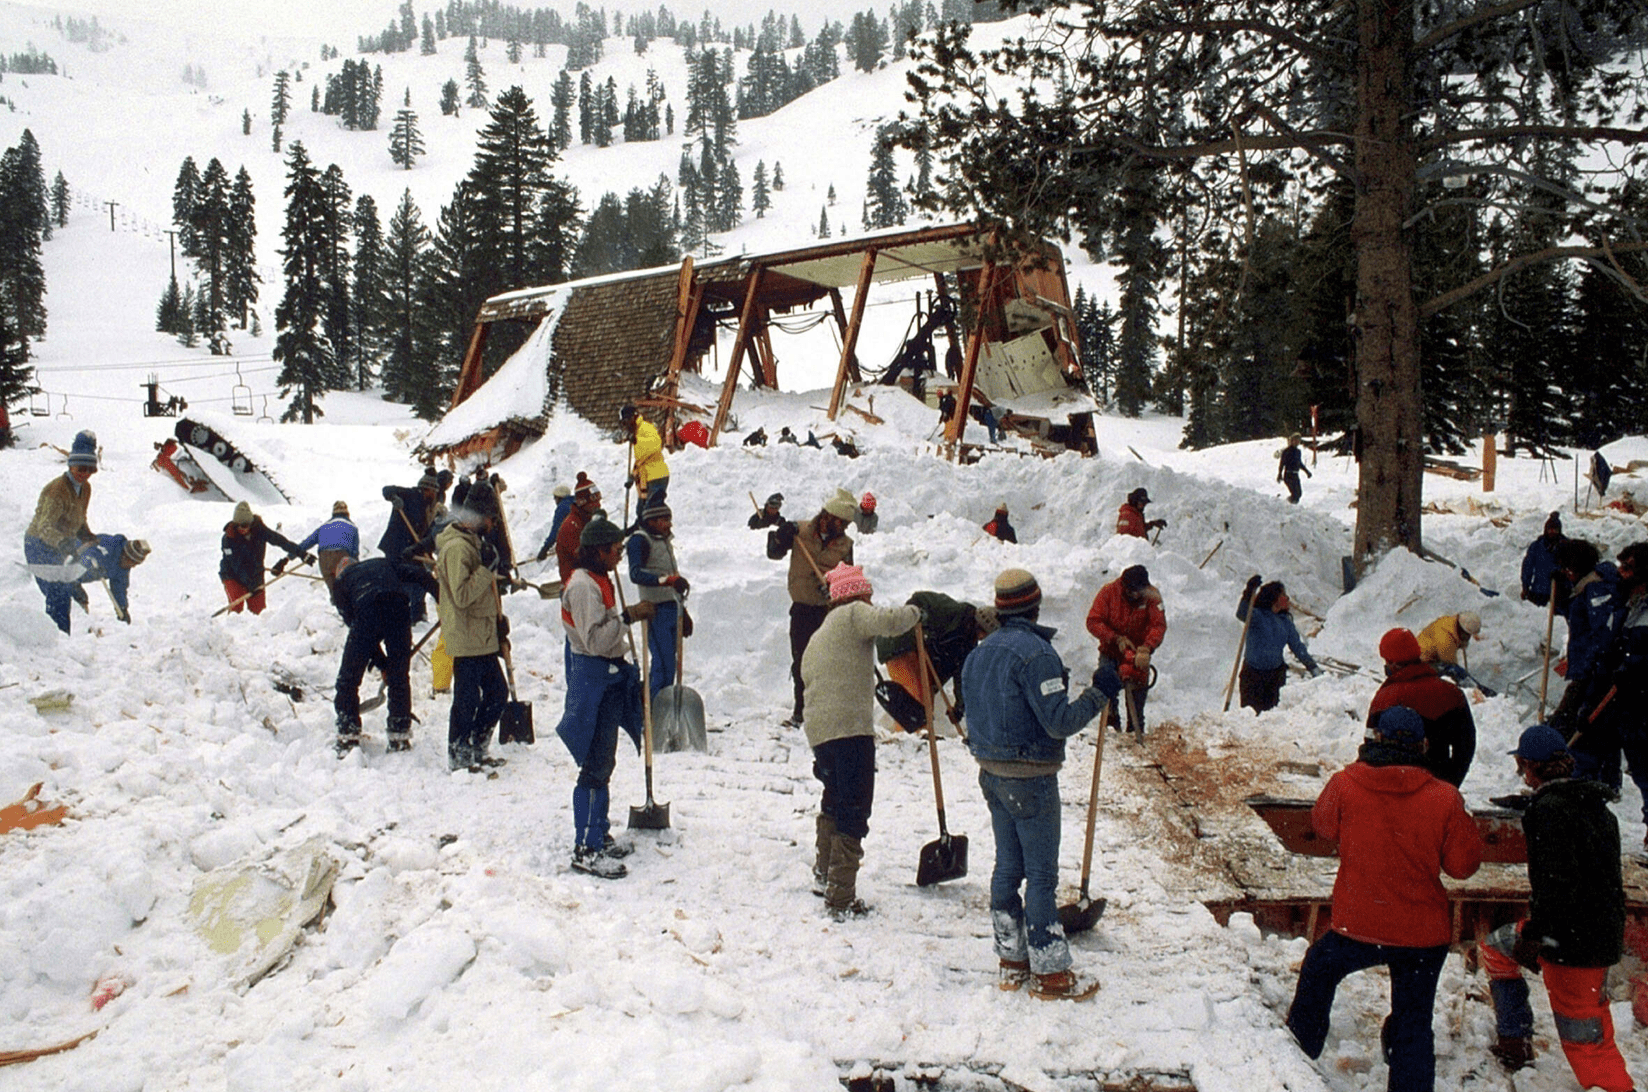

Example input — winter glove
[1147,518,1167,531]
[625,474,637,489]
[390,496,405,512]
[1115,636,1136,655]
[1308,665,1324,678]
[1512,929,1545,972]
[496,616,510,642]
[272,557,287,577]
[663,573,691,597]
[1246,574,1263,595]
[1133,648,1151,671]
[479,541,501,571]
[490,474,505,493]
[622,600,658,624]
[681,608,694,639]
[1555,657,1568,679]
[536,546,550,562]
[302,553,316,567]
[775,520,798,549]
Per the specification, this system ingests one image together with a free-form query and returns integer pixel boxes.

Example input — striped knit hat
[825,562,873,603]
[332,500,350,516]
[994,568,1042,616]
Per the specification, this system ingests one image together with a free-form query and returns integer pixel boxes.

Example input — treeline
[0,48,58,75]
[261,84,683,423]
[1070,169,1648,456]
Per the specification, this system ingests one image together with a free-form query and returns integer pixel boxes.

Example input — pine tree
[0,306,31,445]
[578,72,594,144]
[507,36,522,64]
[772,162,784,191]
[273,142,334,423]
[845,11,888,72]
[172,156,200,256]
[156,274,187,334]
[863,128,907,228]
[751,160,771,218]
[242,108,252,135]
[818,205,829,237]
[183,157,232,342]
[225,167,259,328]
[377,189,437,410]
[350,194,383,389]
[389,95,425,169]
[464,36,487,109]
[550,71,574,152]
[50,171,68,228]
[271,70,291,128]
[272,124,283,155]
[420,15,437,55]
[440,79,460,116]
[176,282,199,346]
[714,158,742,232]
[320,164,354,390]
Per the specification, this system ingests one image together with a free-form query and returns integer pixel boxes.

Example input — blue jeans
[449,654,506,761]
[25,533,133,633]
[1286,930,1449,1092]
[573,686,624,849]
[979,770,1066,974]
[812,735,875,839]
[646,600,678,699]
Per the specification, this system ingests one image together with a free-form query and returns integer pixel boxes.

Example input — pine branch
[1422,240,1648,317]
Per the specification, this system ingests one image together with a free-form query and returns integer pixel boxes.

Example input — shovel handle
[1223,594,1256,711]
[1078,702,1112,898]
[640,616,655,793]
[914,625,948,833]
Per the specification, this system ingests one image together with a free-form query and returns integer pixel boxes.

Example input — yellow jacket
[632,419,669,489]
[1417,615,1466,665]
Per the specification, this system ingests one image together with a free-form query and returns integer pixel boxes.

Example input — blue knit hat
[67,430,98,469]
[1510,724,1568,762]
[1376,706,1425,746]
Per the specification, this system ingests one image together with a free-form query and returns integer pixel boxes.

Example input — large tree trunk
[1352,0,1424,561]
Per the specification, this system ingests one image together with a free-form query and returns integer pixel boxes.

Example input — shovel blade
[628,800,671,830]
[498,700,534,745]
[652,685,708,753]
[1056,893,1107,935]
[916,832,969,887]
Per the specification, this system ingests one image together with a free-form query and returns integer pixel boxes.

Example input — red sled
[152,438,218,496]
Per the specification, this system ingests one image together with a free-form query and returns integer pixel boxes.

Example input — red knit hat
[1379,627,1422,664]
[825,563,873,603]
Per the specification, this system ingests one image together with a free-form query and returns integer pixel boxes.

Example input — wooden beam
[932,272,962,378]
[447,322,491,410]
[827,250,878,422]
[945,262,995,456]
[827,288,862,382]
[659,256,696,447]
[709,268,765,447]
[755,315,779,389]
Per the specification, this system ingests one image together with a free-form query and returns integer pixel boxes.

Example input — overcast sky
[72,1,814,41]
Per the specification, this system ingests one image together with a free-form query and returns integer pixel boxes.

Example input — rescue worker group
[22,425,1648,1087]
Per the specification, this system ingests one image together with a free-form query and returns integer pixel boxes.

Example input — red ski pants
[222,579,266,615]
[1481,922,1635,1092]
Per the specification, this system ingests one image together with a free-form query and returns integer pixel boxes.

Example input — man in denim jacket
[960,567,1121,1001]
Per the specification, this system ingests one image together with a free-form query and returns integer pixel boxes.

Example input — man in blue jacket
[1549,539,1620,733]
[1521,512,1567,608]
[330,556,414,757]
[961,567,1120,1002]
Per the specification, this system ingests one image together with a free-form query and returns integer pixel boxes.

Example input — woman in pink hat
[799,562,919,919]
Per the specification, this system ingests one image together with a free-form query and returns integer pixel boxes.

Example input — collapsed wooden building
[419,222,1098,463]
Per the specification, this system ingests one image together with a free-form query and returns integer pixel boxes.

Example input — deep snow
[5,6,1648,1092]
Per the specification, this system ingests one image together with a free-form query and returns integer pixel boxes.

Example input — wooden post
[446,322,491,410]
[827,288,862,382]
[1482,432,1496,493]
[945,262,996,454]
[755,317,779,389]
[708,268,765,446]
[659,257,697,447]
[932,271,962,376]
[827,250,878,421]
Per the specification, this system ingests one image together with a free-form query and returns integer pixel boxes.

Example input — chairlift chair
[231,363,254,416]
[28,389,49,416]
[258,395,274,424]
[56,397,72,420]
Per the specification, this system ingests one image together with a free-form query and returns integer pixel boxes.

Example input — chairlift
[56,396,73,421]
[258,395,274,424]
[28,388,49,417]
[231,363,254,416]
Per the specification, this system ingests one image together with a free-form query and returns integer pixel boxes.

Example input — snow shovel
[653,602,706,753]
[495,587,533,744]
[914,627,967,886]
[1058,702,1112,934]
[629,617,671,830]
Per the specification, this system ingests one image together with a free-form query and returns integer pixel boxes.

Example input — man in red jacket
[1115,487,1164,539]
[1085,565,1167,733]
[1285,706,1484,1092]
[1366,627,1477,787]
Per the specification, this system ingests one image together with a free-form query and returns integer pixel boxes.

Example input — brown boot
[1489,1035,1534,1072]
[998,959,1031,992]
[1029,970,1100,1002]
[825,832,867,918]
[812,814,836,897]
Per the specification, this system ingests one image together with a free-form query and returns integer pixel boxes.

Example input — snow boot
[601,833,634,859]
[824,832,866,917]
[335,713,362,758]
[386,715,412,753]
[448,746,474,772]
[998,959,1032,992]
[1029,970,1100,1002]
[571,844,627,879]
[812,814,836,896]
[1489,1035,1535,1072]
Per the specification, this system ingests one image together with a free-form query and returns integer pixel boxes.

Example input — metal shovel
[914,627,967,886]
[652,603,706,752]
[628,618,671,830]
[1058,703,1111,934]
